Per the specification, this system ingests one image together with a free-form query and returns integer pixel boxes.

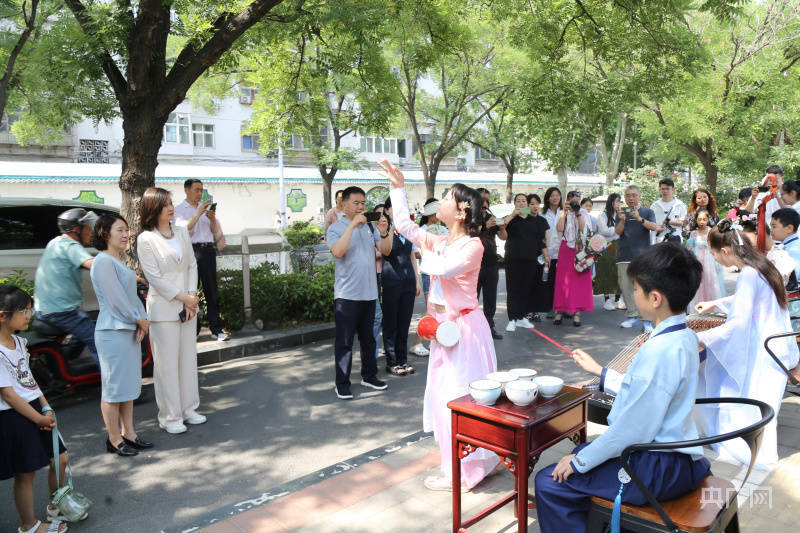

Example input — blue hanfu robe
[534,314,711,533]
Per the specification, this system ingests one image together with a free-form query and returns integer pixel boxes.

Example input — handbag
[50,414,92,522]
[574,233,607,273]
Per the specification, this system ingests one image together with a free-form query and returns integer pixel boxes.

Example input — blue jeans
[35,308,99,364]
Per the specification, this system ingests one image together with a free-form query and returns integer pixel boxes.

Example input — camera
[757,185,770,193]
[365,212,382,222]
[570,202,581,213]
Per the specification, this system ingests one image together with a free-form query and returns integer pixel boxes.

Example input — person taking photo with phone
[174,179,228,342]
[616,185,661,332]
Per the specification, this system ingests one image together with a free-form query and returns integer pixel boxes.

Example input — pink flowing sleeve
[419,238,484,279]
[389,187,438,251]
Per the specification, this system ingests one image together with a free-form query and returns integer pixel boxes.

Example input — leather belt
[192,242,215,248]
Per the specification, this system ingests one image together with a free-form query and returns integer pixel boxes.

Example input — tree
[493,0,707,192]
[11,0,310,244]
[0,0,41,121]
[245,1,396,211]
[467,97,533,202]
[388,3,509,198]
[638,1,800,194]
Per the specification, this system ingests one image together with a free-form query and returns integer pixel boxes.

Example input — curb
[196,322,336,367]
[166,431,432,532]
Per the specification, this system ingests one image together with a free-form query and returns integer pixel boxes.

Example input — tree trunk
[119,107,169,267]
[426,157,439,199]
[503,156,515,202]
[596,113,627,191]
[704,164,718,195]
[555,165,568,194]
[320,167,337,212]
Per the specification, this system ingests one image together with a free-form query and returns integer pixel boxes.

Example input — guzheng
[578,313,727,424]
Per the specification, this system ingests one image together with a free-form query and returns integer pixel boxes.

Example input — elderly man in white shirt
[174,179,229,341]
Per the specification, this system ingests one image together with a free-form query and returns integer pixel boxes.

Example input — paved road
[0,270,724,532]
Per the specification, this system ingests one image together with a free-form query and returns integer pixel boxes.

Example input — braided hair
[451,183,483,237]
[708,218,787,308]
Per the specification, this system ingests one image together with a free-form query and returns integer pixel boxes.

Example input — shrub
[0,270,34,296]
[212,262,334,331]
[284,220,323,249]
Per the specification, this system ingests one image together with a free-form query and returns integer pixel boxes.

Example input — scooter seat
[33,320,66,337]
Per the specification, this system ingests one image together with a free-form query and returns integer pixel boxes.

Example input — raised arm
[381,160,434,251]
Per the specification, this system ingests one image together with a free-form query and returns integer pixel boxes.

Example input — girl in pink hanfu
[685,209,726,310]
[380,160,500,492]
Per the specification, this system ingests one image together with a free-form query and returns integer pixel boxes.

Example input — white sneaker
[603,299,616,311]
[217,332,230,341]
[617,297,627,310]
[516,318,535,329]
[184,411,207,425]
[620,318,640,329]
[505,321,516,332]
[159,422,188,434]
[409,344,430,356]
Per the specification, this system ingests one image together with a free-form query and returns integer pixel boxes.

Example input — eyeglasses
[1,308,33,317]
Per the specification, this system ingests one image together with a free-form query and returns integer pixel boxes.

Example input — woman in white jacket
[137,187,206,434]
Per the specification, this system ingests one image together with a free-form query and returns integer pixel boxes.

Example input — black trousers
[194,244,222,335]
[334,298,378,387]
[505,258,537,320]
[477,264,499,328]
[381,281,415,367]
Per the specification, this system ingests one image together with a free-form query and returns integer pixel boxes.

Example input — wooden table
[448,385,591,533]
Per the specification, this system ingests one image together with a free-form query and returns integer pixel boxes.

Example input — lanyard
[650,322,687,339]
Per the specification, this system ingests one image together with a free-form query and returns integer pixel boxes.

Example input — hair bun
[716,218,733,232]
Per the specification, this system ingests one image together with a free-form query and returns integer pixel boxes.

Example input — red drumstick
[528,327,574,356]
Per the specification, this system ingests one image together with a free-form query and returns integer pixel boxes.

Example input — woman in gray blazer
[137,187,205,435]
[90,214,153,456]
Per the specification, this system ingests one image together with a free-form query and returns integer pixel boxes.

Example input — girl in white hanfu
[379,160,500,492]
[695,219,799,468]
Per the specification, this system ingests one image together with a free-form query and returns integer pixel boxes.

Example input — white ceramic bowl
[469,379,502,406]
[533,376,564,398]
[505,380,539,406]
[509,368,538,381]
[486,371,518,392]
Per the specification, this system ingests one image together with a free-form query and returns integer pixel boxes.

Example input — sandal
[554,314,563,325]
[386,365,407,376]
[47,503,87,522]
[19,521,67,533]
[423,475,471,493]
[403,363,415,375]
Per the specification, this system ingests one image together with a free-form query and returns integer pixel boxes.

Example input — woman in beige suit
[137,187,206,434]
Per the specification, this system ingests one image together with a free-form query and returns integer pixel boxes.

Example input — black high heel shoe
[553,314,563,325]
[106,438,138,456]
[123,435,154,450]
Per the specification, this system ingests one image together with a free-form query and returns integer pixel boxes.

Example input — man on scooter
[33,208,100,363]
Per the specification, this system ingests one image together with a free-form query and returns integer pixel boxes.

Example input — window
[192,124,214,148]
[319,127,328,145]
[241,133,260,152]
[239,87,257,105]
[359,136,397,154]
[165,113,190,144]
[287,134,307,150]
[77,139,109,163]
[475,146,497,160]
[0,204,118,250]
[0,111,20,133]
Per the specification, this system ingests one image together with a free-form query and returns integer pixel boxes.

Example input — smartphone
[209,203,217,211]
[365,212,382,222]
[519,207,531,215]
[179,308,187,323]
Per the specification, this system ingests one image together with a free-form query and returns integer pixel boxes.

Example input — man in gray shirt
[615,185,662,332]
[328,186,393,399]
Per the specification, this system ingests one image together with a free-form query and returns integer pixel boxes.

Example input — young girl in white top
[0,285,69,533]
